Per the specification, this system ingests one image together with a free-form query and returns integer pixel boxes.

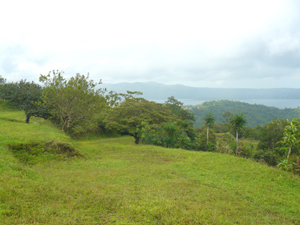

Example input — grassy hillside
[191,100,300,127]
[1,103,300,224]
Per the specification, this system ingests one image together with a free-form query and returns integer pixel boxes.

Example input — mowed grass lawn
[0,104,300,224]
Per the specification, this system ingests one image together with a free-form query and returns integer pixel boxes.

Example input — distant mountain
[102,82,300,101]
[190,100,300,128]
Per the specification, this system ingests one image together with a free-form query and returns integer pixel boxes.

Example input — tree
[204,112,215,146]
[164,96,195,122]
[280,120,300,161]
[39,70,106,134]
[0,75,6,100]
[164,96,196,141]
[194,128,216,151]
[222,111,233,132]
[257,119,288,151]
[105,90,144,107]
[230,113,247,155]
[104,98,176,144]
[0,79,48,123]
[0,75,6,85]
[140,121,192,149]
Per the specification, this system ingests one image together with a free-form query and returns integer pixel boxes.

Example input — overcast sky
[1,0,300,88]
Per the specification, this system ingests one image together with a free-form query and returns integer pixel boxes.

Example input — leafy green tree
[165,96,196,141]
[105,90,121,107]
[165,96,195,122]
[257,119,288,151]
[104,98,176,144]
[220,111,233,133]
[0,75,6,101]
[39,70,106,134]
[0,75,6,85]
[140,122,192,149]
[194,129,216,151]
[204,112,215,146]
[241,127,259,140]
[0,79,48,123]
[280,120,300,161]
[230,113,247,155]
[105,90,144,107]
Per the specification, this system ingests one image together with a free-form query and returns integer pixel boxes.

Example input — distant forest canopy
[103,82,300,101]
[190,100,300,128]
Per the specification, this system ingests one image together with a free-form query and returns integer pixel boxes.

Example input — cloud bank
[0,0,300,88]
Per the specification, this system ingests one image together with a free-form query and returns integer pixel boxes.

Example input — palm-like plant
[204,112,215,146]
[281,121,299,161]
[230,113,247,155]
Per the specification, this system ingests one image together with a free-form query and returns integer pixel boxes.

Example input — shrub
[277,159,293,171]
[239,146,252,158]
[253,149,280,167]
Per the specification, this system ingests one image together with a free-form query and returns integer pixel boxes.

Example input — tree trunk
[287,144,292,161]
[25,114,30,123]
[235,130,238,155]
[62,118,68,131]
[206,126,209,146]
[134,136,140,144]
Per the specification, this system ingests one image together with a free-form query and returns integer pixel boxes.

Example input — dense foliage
[0,79,49,123]
[39,70,107,135]
[104,98,177,144]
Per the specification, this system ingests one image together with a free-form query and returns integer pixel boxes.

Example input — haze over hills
[103,82,300,102]
[191,100,300,128]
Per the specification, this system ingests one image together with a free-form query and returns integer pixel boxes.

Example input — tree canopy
[104,98,177,144]
[204,112,215,146]
[230,113,247,155]
[0,79,48,123]
[165,96,195,122]
[39,70,106,135]
[280,120,300,161]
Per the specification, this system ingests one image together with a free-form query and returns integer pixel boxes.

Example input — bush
[253,149,280,167]
[194,129,216,151]
[216,140,234,154]
[277,159,293,171]
[140,122,193,150]
[239,146,252,158]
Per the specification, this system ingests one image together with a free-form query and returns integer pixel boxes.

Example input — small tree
[39,70,106,134]
[280,121,299,161]
[230,113,247,155]
[164,96,195,122]
[194,128,216,151]
[0,79,48,123]
[104,98,176,144]
[204,112,215,146]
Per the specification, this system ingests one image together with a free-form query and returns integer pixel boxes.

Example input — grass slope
[0,103,300,224]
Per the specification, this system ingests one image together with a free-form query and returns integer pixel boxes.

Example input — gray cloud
[1,1,300,89]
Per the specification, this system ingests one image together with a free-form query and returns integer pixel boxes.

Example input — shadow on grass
[8,142,84,165]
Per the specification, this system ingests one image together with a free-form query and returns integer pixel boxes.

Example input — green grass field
[1,103,300,224]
